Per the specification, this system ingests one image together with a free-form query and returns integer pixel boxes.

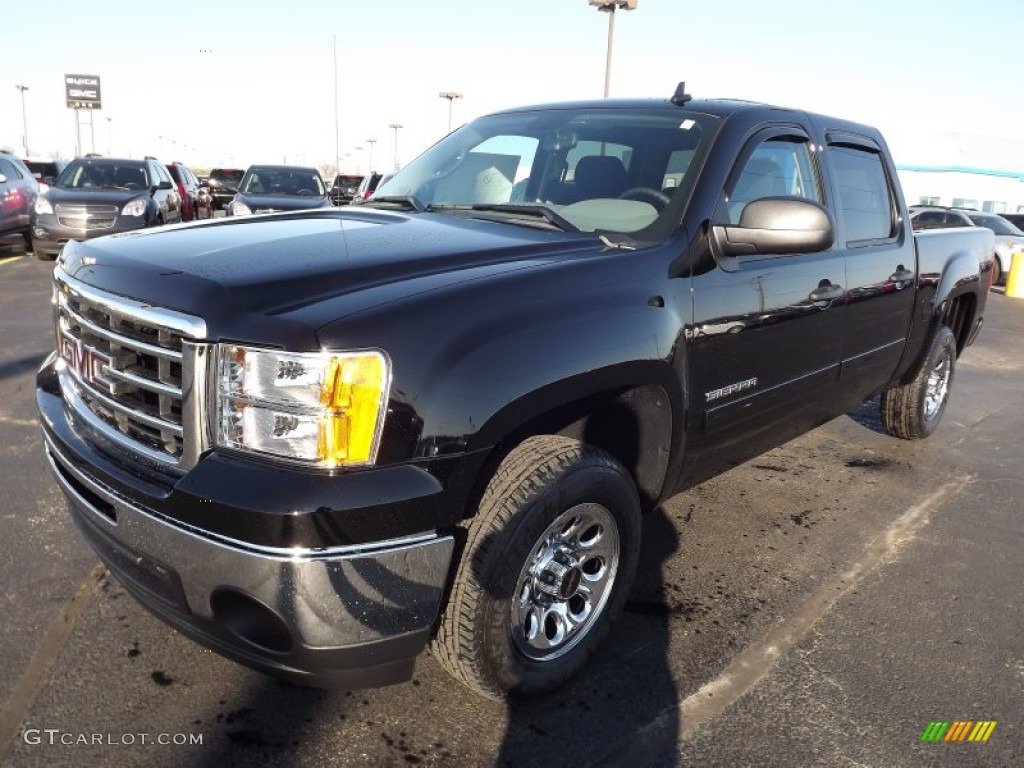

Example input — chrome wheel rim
[512,502,620,661]
[924,347,952,420]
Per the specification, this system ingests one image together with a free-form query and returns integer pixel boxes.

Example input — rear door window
[828,144,895,245]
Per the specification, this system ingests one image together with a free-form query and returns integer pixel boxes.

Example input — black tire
[991,255,1002,287]
[33,240,55,261]
[432,435,642,699]
[21,230,32,254]
[880,325,956,440]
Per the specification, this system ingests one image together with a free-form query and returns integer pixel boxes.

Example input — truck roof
[492,96,881,141]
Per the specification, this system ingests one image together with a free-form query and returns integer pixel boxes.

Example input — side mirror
[158,180,173,190]
[712,197,834,260]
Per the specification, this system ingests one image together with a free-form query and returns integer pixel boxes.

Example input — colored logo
[921,721,997,742]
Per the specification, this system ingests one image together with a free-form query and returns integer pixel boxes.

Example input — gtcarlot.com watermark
[23,728,203,746]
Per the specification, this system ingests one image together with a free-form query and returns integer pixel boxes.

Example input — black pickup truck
[37,85,994,700]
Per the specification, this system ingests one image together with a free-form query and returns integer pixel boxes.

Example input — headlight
[121,197,147,217]
[216,345,390,467]
[34,197,53,215]
[232,201,251,216]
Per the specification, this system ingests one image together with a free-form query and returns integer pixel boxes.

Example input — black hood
[233,192,333,213]
[59,208,595,347]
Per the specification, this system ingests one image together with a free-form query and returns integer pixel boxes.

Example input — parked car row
[30,156,182,260]
[3,151,400,261]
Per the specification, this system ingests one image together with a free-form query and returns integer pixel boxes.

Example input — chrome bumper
[43,432,454,687]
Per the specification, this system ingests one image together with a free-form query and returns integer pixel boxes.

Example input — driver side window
[727,136,821,224]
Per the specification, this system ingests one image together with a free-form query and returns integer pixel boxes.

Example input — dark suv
[166,162,202,221]
[226,165,333,216]
[329,174,363,205]
[0,151,40,252]
[1000,212,1024,230]
[31,157,181,260]
[207,168,245,210]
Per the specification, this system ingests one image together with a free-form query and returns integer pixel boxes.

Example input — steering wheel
[617,187,671,211]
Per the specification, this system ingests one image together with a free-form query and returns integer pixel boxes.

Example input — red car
[166,161,202,221]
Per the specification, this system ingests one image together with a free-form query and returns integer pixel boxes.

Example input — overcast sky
[2,0,1021,172]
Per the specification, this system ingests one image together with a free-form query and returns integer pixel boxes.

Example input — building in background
[896,133,1024,213]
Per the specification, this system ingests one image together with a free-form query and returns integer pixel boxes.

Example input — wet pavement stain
[846,457,891,469]
[150,670,174,686]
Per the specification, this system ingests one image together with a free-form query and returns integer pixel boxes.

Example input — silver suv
[910,206,1023,285]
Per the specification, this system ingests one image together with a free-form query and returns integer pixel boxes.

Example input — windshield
[240,167,326,196]
[372,107,713,235]
[968,214,1024,237]
[210,169,244,185]
[56,160,150,190]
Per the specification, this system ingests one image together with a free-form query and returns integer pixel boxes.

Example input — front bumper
[38,349,459,689]
[43,431,454,689]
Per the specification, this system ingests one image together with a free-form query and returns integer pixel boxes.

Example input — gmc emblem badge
[59,327,114,393]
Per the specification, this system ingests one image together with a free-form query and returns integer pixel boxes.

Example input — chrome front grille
[55,204,118,230]
[54,270,209,468]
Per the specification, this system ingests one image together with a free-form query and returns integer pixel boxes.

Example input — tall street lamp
[106,117,112,156]
[365,138,377,172]
[389,124,403,171]
[15,85,30,156]
[439,91,463,133]
[588,0,637,98]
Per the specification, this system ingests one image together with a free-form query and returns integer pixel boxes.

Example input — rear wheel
[881,325,956,440]
[432,435,641,699]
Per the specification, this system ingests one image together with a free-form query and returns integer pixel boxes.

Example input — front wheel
[432,435,641,699]
[881,325,957,440]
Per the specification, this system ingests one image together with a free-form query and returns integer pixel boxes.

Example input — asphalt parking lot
[0,249,1021,767]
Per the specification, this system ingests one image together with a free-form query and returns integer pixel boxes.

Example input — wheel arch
[467,362,681,515]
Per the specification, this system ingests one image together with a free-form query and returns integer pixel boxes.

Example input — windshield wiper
[363,195,426,212]
[429,203,578,233]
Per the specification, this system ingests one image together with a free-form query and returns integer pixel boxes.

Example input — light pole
[438,91,463,133]
[333,34,340,184]
[365,138,376,172]
[588,0,637,98]
[106,117,112,156]
[353,146,363,174]
[389,124,403,171]
[15,85,30,156]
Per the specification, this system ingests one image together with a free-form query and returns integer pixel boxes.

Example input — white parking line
[593,474,972,764]
[682,475,971,734]
[0,564,107,759]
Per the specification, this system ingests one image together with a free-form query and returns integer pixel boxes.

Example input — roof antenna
[671,82,692,106]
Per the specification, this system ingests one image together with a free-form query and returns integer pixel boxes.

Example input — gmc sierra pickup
[37,84,994,699]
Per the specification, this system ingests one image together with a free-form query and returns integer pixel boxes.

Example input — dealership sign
[65,74,102,109]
